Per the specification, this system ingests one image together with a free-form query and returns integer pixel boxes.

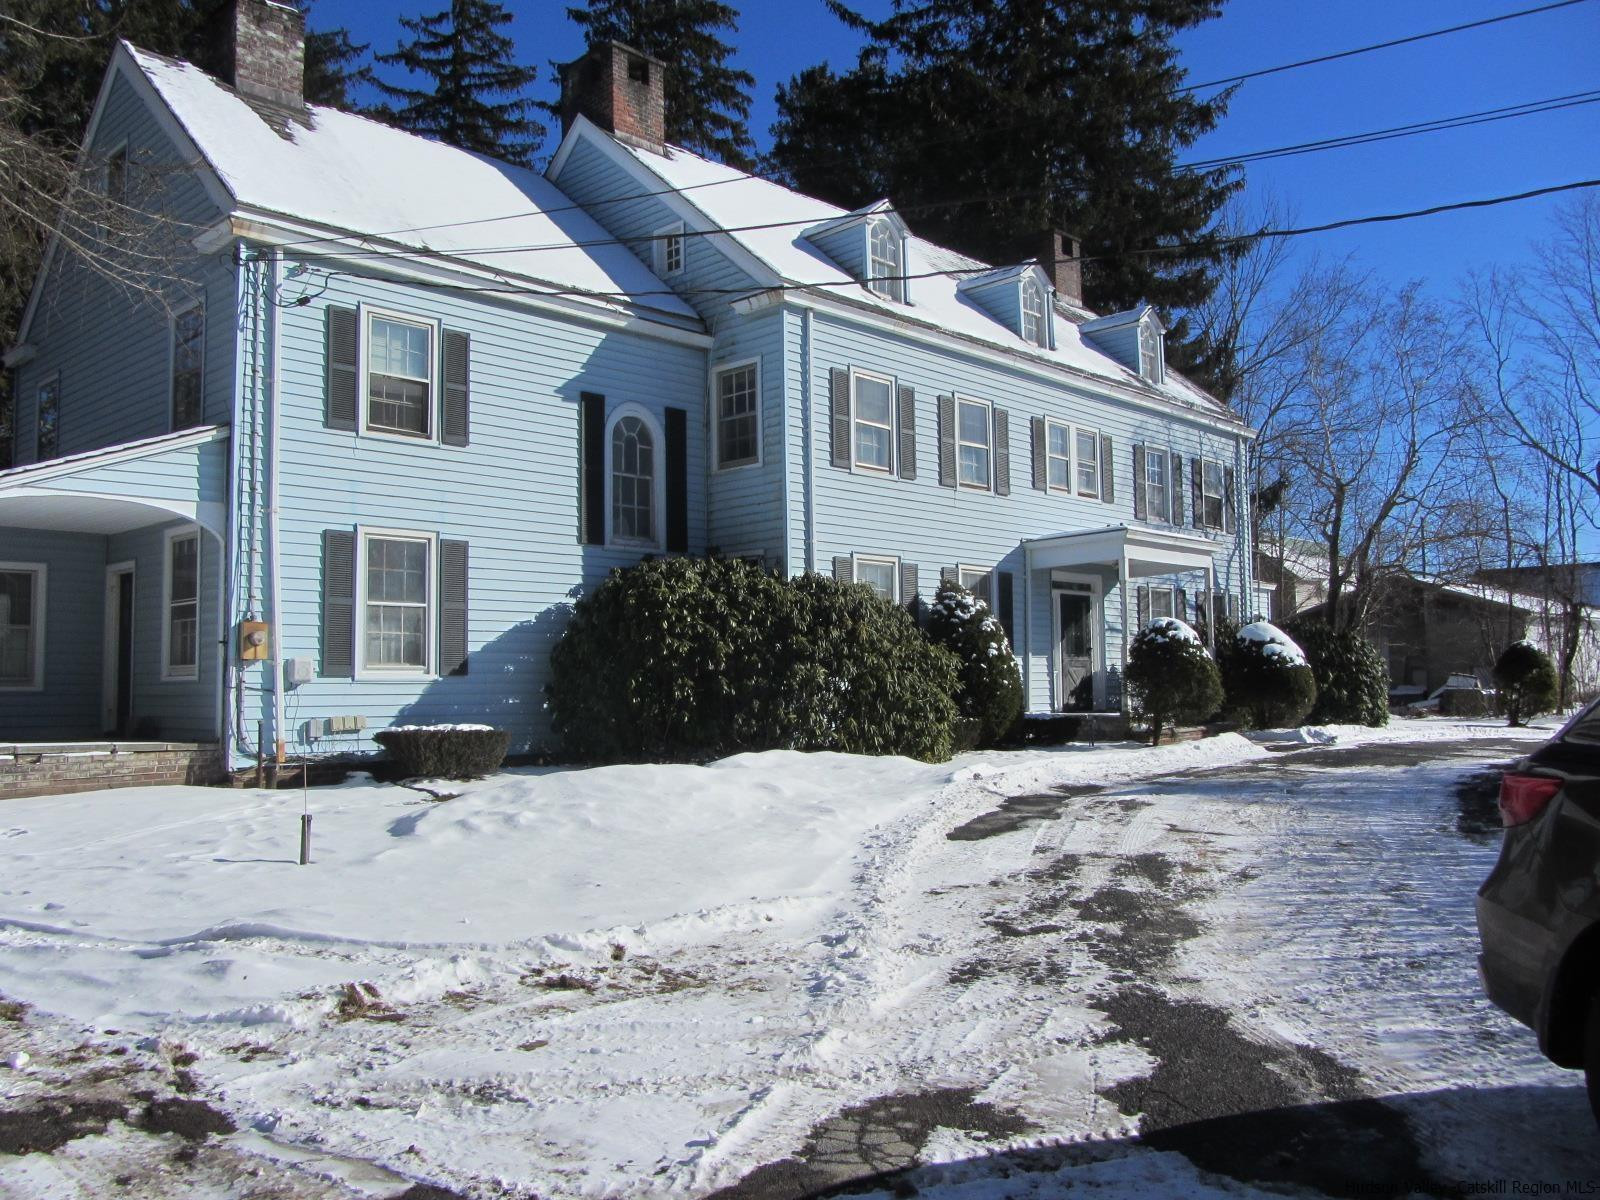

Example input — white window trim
[355,525,439,681]
[849,367,896,475]
[1200,456,1227,530]
[1142,443,1172,524]
[712,357,762,471]
[1148,584,1178,620]
[0,561,47,692]
[957,564,991,606]
[1139,317,1165,384]
[955,395,993,491]
[852,553,901,603]
[865,219,905,303]
[1074,424,1103,500]
[357,304,441,445]
[168,298,205,431]
[160,526,200,682]
[1020,278,1050,348]
[35,372,60,461]
[1045,418,1073,495]
[605,402,667,550]
[654,222,686,276]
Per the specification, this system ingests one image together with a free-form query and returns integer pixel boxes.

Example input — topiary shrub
[924,581,1024,747]
[1125,618,1223,745]
[1222,621,1319,730]
[546,557,960,763]
[1494,641,1559,726]
[1439,688,1493,717]
[372,725,511,780]
[1282,618,1390,727]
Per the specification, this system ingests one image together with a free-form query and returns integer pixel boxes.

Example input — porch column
[1119,552,1131,715]
[1021,543,1033,710]
[1205,563,1216,650]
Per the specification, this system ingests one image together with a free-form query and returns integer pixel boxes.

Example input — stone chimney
[559,41,667,152]
[211,0,306,119]
[1034,229,1083,307]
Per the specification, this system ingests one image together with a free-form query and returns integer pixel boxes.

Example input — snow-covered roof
[126,45,697,322]
[607,137,1238,419]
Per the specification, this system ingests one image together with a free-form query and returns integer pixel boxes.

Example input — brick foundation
[0,743,226,800]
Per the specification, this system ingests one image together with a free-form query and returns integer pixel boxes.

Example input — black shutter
[993,408,1011,495]
[326,306,357,431]
[896,384,917,480]
[1132,445,1147,521]
[1176,587,1188,623]
[440,539,469,675]
[833,555,852,582]
[441,329,470,446]
[321,528,355,676]
[938,395,956,487]
[941,565,958,587]
[1223,465,1237,533]
[580,392,606,544]
[665,406,688,552]
[1192,458,1205,529]
[901,562,919,613]
[1170,453,1184,525]
[997,571,1015,646]
[1100,435,1114,503]
[830,368,851,468]
[1031,416,1047,490]
[1136,584,1150,628]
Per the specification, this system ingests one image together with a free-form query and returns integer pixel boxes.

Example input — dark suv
[1477,697,1600,1121]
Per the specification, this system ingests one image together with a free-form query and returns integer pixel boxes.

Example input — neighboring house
[1253,536,1331,623]
[0,3,1255,782]
[1476,562,1600,701]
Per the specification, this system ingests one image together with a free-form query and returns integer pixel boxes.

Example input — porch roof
[0,426,228,537]
[1023,523,1220,577]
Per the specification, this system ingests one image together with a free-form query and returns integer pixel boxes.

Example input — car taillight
[1499,773,1563,827]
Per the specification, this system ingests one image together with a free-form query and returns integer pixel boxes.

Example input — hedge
[372,725,511,780]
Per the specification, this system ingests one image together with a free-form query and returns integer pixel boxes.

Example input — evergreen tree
[374,0,545,167]
[562,0,755,168]
[767,0,1241,393]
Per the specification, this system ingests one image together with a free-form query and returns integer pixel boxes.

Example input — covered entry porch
[1022,523,1225,715]
[0,428,228,749]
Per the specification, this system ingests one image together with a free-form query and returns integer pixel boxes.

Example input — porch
[0,427,229,755]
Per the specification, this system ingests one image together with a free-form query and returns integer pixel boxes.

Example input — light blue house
[0,4,1253,785]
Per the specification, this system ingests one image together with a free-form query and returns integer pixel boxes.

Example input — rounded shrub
[1222,621,1319,730]
[1494,641,1559,727]
[1282,618,1390,727]
[372,725,511,780]
[546,557,960,763]
[924,581,1023,747]
[1125,617,1223,745]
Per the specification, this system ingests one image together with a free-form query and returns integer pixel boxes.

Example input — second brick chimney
[559,41,667,153]
[211,0,306,120]
[1034,229,1083,307]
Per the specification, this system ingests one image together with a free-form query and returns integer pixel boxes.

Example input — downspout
[1022,542,1032,710]
[267,247,285,763]
[801,306,815,575]
[220,240,247,761]
[1236,436,1251,618]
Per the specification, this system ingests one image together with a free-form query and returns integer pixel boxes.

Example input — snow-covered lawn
[0,717,1562,1196]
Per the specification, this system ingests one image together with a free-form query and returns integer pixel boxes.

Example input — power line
[1180,0,1594,93]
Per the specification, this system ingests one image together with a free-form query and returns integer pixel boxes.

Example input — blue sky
[313,0,1600,291]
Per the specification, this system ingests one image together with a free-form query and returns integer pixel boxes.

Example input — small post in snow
[298,756,312,865]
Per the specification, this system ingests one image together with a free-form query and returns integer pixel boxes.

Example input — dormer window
[1021,278,1048,347]
[1139,318,1165,383]
[868,220,903,302]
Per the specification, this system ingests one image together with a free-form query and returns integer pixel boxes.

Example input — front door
[1058,591,1094,711]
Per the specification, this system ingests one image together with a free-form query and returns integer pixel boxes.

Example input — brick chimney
[1034,229,1083,307]
[211,0,306,119]
[559,41,667,153]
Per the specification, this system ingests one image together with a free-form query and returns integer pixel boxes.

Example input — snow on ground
[0,718,1562,1196]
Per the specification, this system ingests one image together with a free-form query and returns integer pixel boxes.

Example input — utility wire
[265,0,1595,252]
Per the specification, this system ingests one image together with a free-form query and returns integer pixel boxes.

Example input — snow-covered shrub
[1221,621,1318,730]
[372,725,510,780]
[1494,640,1558,726]
[547,557,960,763]
[1282,618,1390,727]
[1125,618,1223,745]
[924,581,1023,747]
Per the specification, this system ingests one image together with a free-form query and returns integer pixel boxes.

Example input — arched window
[1138,318,1165,384]
[867,220,903,302]
[1020,279,1047,347]
[608,409,660,547]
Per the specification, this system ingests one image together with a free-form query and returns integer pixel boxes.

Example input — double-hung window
[715,361,759,468]
[1046,420,1072,491]
[35,376,59,461]
[1144,447,1169,522]
[1201,459,1227,529]
[868,220,903,302]
[1021,279,1047,347]
[362,532,431,672]
[171,302,204,430]
[957,398,992,489]
[656,223,685,276]
[1075,428,1100,497]
[366,312,434,438]
[852,371,894,472]
[854,555,899,602]
[163,529,199,680]
[1149,586,1176,620]
[959,565,991,608]
[0,564,44,690]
